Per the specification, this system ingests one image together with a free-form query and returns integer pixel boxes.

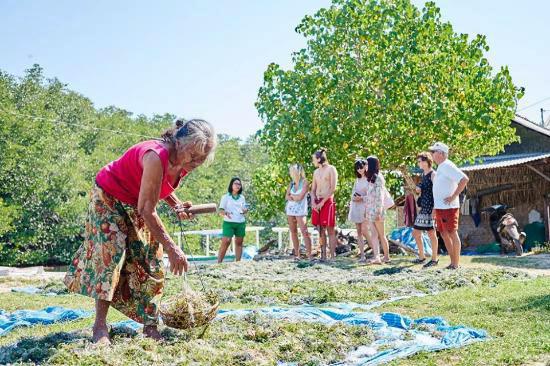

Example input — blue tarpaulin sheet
[11,286,58,296]
[218,303,487,366]
[389,227,432,256]
[1,301,487,365]
[0,306,91,336]
[242,245,258,260]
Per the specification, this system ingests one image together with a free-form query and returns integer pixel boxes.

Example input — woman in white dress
[348,159,372,263]
[285,164,312,260]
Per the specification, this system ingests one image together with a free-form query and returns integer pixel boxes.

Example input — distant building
[459,115,550,245]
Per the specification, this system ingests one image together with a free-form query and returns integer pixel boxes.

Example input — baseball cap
[429,142,449,154]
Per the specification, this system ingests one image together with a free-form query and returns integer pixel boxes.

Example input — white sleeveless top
[285,179,308,217]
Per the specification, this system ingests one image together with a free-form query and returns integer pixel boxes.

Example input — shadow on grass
[0,326,144,365]
[0,331,88,364]
[513,294,550,312]
[295,256,416,272]
[470,254,550,270]
[372,266,412,276]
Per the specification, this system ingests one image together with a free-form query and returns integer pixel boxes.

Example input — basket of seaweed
[160,278,219,330]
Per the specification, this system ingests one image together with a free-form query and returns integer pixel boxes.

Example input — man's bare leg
[319,227,327,261]
[428,230,439,261]
[440,232,454,266]
[327,226,337,259]
[450,230,461,267]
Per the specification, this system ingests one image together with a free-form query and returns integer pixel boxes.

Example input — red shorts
[312,197,336,227]
[434,208,459,233]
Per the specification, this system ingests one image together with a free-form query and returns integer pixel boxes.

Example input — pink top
[95,140,188,206]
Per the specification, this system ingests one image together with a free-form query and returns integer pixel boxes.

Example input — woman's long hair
[289,164,306,185]
[366,156,380,183]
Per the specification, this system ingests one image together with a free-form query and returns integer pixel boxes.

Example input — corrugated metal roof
[461,152,550,172]
[513,115,550,138]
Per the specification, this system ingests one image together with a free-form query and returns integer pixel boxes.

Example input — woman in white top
[285,164,312,260]
[217,177,248,263]
[348,159,372,263]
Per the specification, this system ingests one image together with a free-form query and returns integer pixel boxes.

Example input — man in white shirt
[429,142,469,269]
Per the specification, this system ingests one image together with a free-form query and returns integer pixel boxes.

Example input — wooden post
[205,235,210,256]
[544,194,550,242]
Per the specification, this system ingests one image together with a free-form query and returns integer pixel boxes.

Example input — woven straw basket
[160,281,219,330]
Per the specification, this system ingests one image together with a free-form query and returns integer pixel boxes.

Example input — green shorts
[222,221,246,238]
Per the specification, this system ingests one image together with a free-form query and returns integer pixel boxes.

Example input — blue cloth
[111,320,143,331]
[11,286,57,296]
[0,306,91,336]
[242,245,258,260]
[218,304,487,366]
[389,227,432,256]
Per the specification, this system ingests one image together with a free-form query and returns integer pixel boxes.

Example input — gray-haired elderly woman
[64,119,217,344]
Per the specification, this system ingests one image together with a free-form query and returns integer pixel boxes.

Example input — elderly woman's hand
[165,244,189,275]
[175,201,194,220]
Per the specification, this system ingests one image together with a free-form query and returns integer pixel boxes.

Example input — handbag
[383,187,395,210]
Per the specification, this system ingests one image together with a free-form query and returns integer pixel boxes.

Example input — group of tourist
[215,143,469,270]
[62,118,469,344]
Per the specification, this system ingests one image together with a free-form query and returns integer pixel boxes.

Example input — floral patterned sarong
[64,184,165,325]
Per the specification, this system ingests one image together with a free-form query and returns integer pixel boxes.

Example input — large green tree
[255,0,523,221]
[0,65,269,265]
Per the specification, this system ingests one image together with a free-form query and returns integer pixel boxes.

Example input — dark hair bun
[175,119,185,127]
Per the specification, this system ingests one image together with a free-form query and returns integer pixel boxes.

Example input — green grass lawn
[0,255,548,365]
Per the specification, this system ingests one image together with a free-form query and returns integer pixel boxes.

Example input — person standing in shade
[217,177,248,263]
[411,152,439,267]
[285,164,313,260]
[429,142,469,270]
[311,148,338,261]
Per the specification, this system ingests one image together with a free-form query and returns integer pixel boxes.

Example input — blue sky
[1,0,548,138]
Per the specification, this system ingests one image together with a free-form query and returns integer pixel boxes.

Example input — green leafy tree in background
[0,65,269,265]
[255,0,523,222]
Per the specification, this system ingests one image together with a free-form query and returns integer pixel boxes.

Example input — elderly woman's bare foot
[143,325,164,341]
[92,325,111,345]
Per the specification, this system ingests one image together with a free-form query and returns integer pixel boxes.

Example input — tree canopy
[0,65,268,265]
[254,0,523,221]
